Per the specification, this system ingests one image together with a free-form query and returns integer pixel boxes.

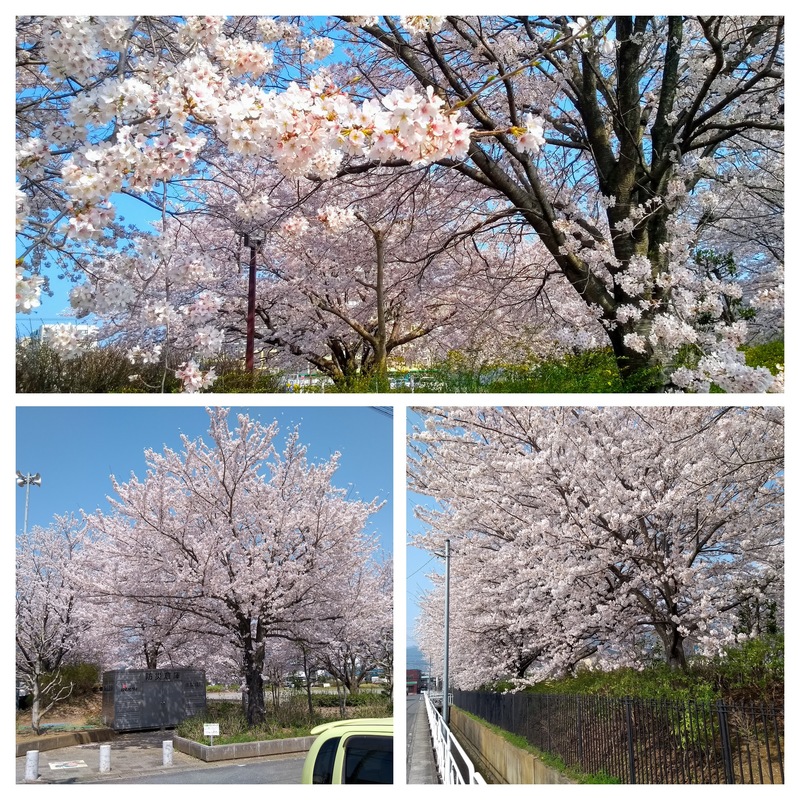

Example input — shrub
[516,634,783,705]
[703,633,784,704]
[313,691,392,710]
[176,699,317,744]
[742,338,784,374]
[522,664,715,703]
[209,369,285,393]
[42,662,101,704]
[17,340,133,393]
[16,339,184,393]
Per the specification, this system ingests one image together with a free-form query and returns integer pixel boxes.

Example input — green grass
[405,349,626,393]
[177,692,392,745]
[176,701,318,744]
[18,337,783,394]
[457,708,620,784]
[490,634,783,706]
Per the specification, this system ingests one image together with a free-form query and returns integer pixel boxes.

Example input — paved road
[97,757,305,784]
[16,730,306,784]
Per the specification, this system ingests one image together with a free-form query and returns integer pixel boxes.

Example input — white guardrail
[422,691,486,784]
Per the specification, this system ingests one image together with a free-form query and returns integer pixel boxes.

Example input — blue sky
[15,405,393,557]
[16,194,162,333]
[406,409,444,649]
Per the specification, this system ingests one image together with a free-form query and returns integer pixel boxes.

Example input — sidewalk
[16,730,222,784]
[407,697,439,784]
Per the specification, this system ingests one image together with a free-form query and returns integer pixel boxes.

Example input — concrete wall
[450,706,574,784]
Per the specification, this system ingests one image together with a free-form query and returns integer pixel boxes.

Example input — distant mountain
[407,644,429,672]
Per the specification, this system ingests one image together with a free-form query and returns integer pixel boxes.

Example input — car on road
[301,717,393,784]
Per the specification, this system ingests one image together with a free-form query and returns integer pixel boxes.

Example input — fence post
[546,694,551,754]
[624,698,636,784]
[576,696,583,767]
[715,700,735,784]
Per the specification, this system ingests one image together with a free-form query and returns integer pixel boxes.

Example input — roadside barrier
[422,691,486,784]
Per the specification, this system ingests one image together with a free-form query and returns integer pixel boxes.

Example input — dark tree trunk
[243,650,266,726]
[655,623,688,671]
[240,622,266,726]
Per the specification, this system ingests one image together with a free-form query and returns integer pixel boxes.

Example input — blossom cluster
[399,16,446,36]
[671,344,780,393]
[316,205,357,233]
[175,359,217,392]
[567,17,616,56]
[41,323,98,360]
[228,80,473,179]
[128,344,163,365]
[16,265,44,313]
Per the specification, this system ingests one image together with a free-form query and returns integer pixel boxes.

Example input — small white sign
[203,723,220,737]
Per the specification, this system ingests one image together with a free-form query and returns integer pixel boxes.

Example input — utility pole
[443,538,450,724]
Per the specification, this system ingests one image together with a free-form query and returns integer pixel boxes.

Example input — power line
[407,553,438,580]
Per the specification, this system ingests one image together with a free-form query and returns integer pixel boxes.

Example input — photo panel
[406,405,784,785]
[15,405,394,784]
[15,16,783,398]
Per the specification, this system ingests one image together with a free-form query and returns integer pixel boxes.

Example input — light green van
[301,717,393,784]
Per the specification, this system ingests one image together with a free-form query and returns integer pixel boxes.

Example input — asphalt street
[16,729,305,784]
[96,757,305,784]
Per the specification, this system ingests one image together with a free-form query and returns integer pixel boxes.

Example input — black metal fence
[453,690,783,784]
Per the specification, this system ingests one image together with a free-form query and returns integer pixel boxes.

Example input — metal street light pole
[16,471,41,535]
[443,538,451,725]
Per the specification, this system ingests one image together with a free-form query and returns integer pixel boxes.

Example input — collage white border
[6,2,795,796]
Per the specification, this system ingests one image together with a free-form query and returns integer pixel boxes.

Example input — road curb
[15,728,115,758]
[173,734,314,762]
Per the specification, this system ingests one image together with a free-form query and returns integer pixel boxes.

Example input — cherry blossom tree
[262,638,304,710]
[62,154,605,387]
[77,596,216,671]
[410,406,783,684]
[328,16,784,389]
[313,559,393,695]
[83,407,383,725]
[17,16,783,391]
[16,515,90,734]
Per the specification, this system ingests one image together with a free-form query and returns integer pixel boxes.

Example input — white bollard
[24,750,39,781]
[163,740,173,767]
[99,743,111,773]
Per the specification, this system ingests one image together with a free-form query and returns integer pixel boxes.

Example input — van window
[312,736,341,784]
[343,735,393,784]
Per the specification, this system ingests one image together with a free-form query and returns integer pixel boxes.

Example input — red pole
[245,233,256,373]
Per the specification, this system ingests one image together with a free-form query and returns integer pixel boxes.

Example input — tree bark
[240,622,266,726]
